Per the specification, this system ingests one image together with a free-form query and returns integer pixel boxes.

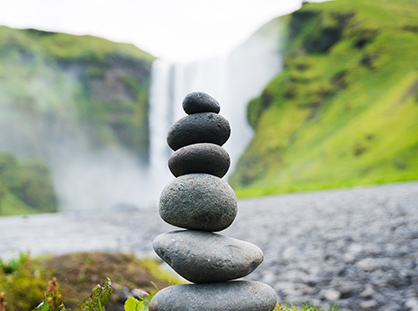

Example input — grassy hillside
[0,26,155,215]
[0,26,155,161]
[0,152,57,215]
[230,0,418,197]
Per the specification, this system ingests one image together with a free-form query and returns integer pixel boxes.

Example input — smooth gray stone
[153,230,264,283]
[167,113,230,151]
[149,280,277,311]
[168,143,230,178]
[182,91,221,114]
[159,174,237,231]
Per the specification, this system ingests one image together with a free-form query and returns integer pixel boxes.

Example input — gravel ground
[0,181,417,311]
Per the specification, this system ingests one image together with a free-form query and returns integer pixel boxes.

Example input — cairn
[149,92,277,311]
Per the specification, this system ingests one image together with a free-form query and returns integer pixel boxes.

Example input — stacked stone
[149,92,277,311]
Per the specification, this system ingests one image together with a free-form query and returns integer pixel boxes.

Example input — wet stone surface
[149,280,277,311]
[182,91,220,115]
[159,174,237,231]
[1,182,417,311]
[168,143,230,178]
[166,113,230,151]
[153,230,264,283]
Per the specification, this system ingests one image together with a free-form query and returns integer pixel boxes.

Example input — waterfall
[148,18,283,195]
[0,17,283,212]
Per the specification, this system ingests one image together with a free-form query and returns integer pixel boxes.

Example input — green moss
[0,152,57,215]
[139,258,184,286]
[230,0,418,196]
[0,253,52,310]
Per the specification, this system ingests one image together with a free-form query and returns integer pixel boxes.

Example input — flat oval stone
[153,230,264,283]
[159,174,237,231]
[167,113,230,151]
[168,143,230,178]
[182,91,220,114]
[149,280,277,311]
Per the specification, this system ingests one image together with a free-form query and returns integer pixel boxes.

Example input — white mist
[148,18,283,195]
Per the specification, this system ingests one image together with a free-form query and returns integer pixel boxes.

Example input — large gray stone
[159,174,237,231]
[182,91,220,114]
[153,230,264,283]
[168,143,230,178]
[149,280,277,311]
[167,113,230,151]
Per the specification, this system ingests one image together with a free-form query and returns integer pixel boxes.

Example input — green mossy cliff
[0,27,155,215]
[230,0,418,197]
[0,26,154,161]
[0,152,57,215]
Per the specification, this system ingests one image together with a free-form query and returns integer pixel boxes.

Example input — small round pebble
[159,174,237,231]
[149,280,277,311]
[153,230,264,283]
[168,143,230,177]
[167,113,230,151]
[182,91,220,114]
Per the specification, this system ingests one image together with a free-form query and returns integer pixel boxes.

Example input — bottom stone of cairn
[149,280,277,311]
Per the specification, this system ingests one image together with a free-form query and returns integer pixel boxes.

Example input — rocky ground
[229,182,418,311]
[0,182,417,311]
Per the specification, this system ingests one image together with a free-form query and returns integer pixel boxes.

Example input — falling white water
[148,60,175,200]
[148,17,283,194]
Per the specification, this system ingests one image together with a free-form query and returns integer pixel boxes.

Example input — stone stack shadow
[149,92,277,311]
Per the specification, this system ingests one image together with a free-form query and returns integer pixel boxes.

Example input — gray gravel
[0,181,417,311]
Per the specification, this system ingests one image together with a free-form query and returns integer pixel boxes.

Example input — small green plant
[32,278,112,311]
[123,291,155,311]
[71,278,112,311]
[32,277,69,311]
[274,301,340,311]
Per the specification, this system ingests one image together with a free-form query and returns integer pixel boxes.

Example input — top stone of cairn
[183,91,220,114]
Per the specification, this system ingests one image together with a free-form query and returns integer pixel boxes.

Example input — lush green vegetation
[0,253,339,311]
[0,26,155,216]
[230,0,418,197]
[0,26,154,161]
[0,252,182,310]
[0,152,57,215]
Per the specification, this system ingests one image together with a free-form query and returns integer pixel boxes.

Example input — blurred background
[0,0,417,215]
[0,1,418,215]
[0,0,417,310]
[0,0,305,213]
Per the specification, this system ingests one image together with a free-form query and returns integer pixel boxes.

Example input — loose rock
[167,113,230,151]
[360,286,376,299]
[149,280,277,311]
[359,299,378,310]
[168,143,230,177]
[406,298,418,311]
[182,91,220,114]
[322,289,341,301]
[153,230,264,283]
[159,174,237,231]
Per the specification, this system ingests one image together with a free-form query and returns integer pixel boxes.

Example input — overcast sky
[0,0,324,61]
